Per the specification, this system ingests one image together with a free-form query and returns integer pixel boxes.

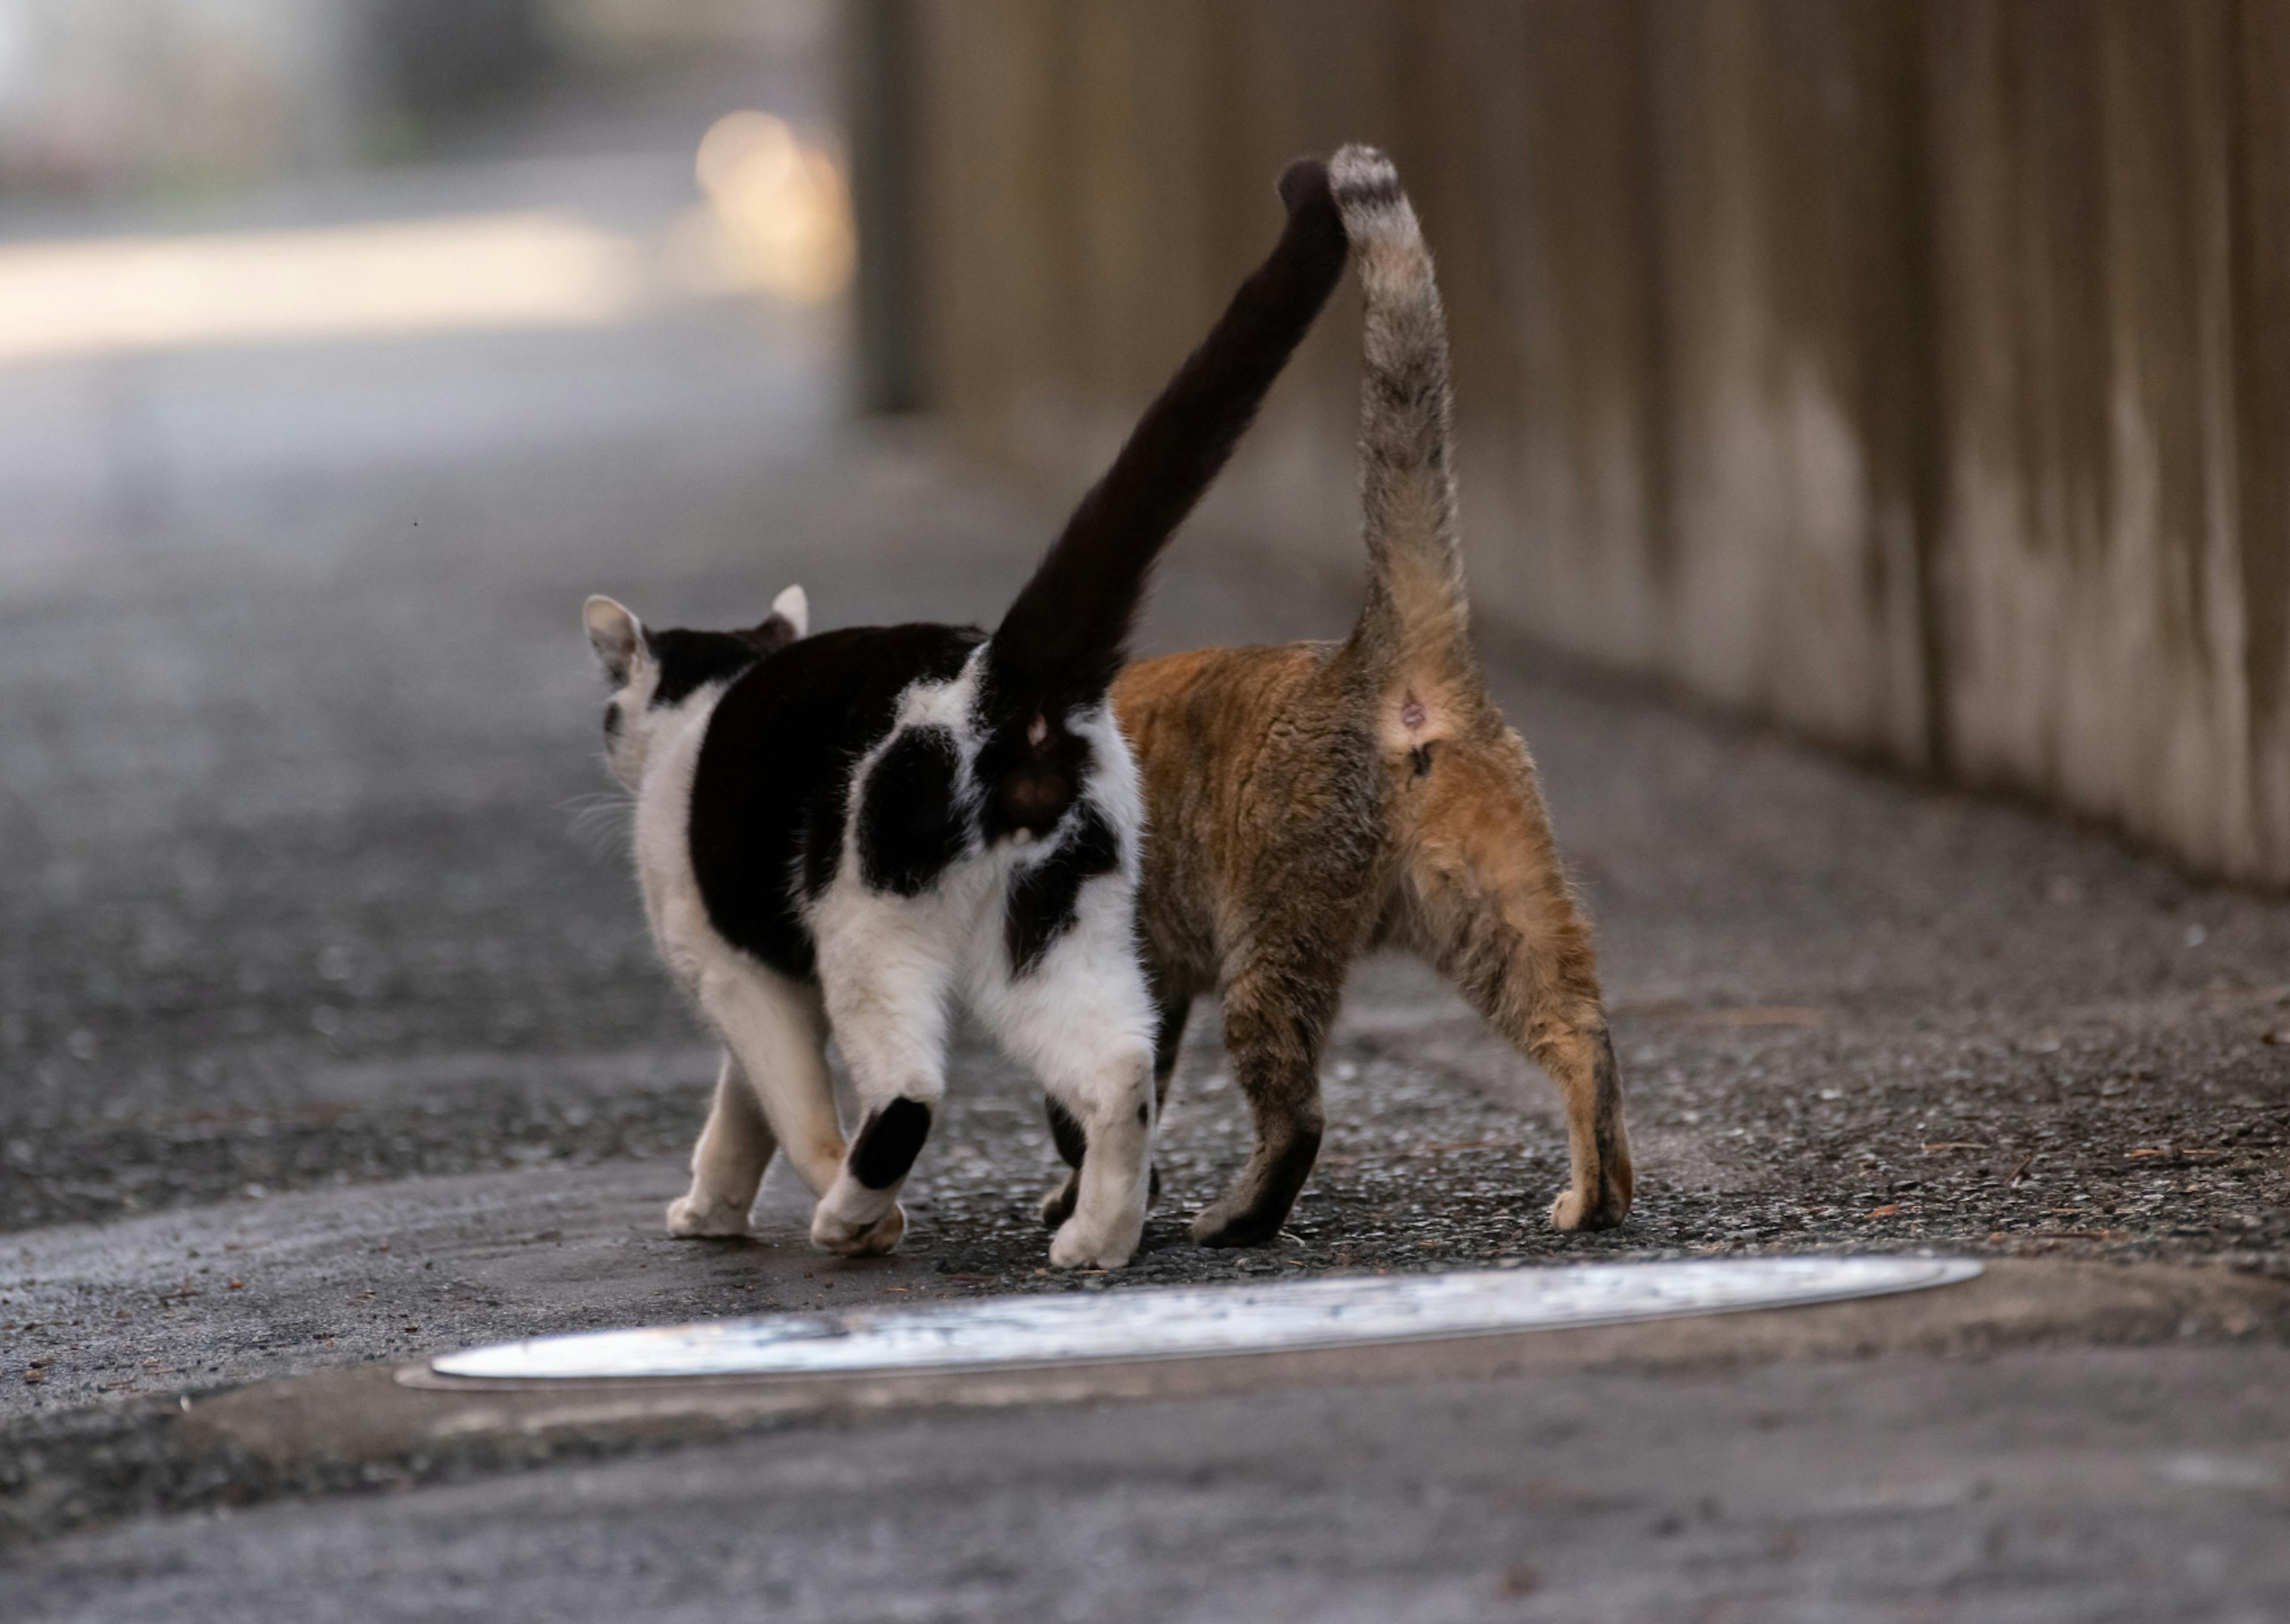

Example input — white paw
[1048,1214,1140,1270]
[810,1200,906,1257]
[666,1193,749,1237]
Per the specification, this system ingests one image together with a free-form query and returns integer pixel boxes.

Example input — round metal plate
[428,1256,1981,1383]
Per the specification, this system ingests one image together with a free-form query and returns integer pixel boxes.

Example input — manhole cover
[426,1256,1980,1383]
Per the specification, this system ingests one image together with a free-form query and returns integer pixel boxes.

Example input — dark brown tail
[989,157,1347,718]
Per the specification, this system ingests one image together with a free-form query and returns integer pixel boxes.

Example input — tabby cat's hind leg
[1190,957,1344,1247]
[666,1051,778,1237]
[1397,726,1633,1231]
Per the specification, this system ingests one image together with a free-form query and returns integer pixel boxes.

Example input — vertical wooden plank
[888,0,2290,879]
[1450,0,1672,671]
[1934,0,2254,870]
[1929,0,2112,804]
[2229,0,2290,875]
[1652,0,1930,760]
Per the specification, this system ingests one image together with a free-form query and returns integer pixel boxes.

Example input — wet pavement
[4,32,2290,1618]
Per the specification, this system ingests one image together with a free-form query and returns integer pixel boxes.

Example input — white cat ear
[770,584,809,639]
[583,595,645,684]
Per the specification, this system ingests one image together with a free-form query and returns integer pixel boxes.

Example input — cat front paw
[1048,1213,1141,1270]
[1188,1193,1286,1249]
[1547,1179,1630,1232]
[666,1193,750,1237]
[810,1200,906,1256]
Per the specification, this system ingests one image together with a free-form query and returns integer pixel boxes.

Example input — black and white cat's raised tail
[979,156,1350,840]
[584,159,1347,1269]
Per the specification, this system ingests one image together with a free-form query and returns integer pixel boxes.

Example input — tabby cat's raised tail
[983,157,1347,834]
[1330,144,1472,692]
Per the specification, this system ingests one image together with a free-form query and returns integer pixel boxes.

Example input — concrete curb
[5,1258,2279,1554]
[184,1259,2286,1467]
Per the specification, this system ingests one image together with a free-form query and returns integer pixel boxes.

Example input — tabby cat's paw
[1188,1195,1286,1250]
[1548,1180,1630,1232]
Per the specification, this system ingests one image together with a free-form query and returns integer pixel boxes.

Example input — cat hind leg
[1397,727,1633,1231]
[666,1051,777,1237]
[691,957,905,1251]
[1040,987,1185,1229]
[1190,954,1344,1248]
[808,904,954,1256]
[987,908,1158,1269]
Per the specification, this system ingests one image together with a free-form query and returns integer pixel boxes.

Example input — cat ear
[583,595,645,684]
[770,584,809,639]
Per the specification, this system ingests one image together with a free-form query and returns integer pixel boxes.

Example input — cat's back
[688,621,985,978]
[1115,640,1356,808]
[1116,639,1382,966]
[704,623,984,768]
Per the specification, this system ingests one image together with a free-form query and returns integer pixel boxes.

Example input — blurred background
[8,1,2286,883]
[0,0,896,1224]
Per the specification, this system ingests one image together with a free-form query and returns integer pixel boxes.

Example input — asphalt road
[3,30,2289,1619]
[17,1344,2290,1624]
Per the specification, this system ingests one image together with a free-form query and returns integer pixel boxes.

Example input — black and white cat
[583,159,1347,1268]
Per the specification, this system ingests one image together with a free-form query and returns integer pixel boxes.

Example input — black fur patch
[858,726,967,895]
[971,691,1094,843]
[1045,1096,1087,1168]
[689,623,983,980]
[1410,742,1433,777]
[1004,804,1121,975]
[648,613,798,709]
[849,1096,932,1189]
[802,791,844,901]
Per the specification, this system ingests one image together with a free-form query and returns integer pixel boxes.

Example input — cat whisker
[562,789,633,858]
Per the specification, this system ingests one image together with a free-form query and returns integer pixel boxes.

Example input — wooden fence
[859,0,2290,882]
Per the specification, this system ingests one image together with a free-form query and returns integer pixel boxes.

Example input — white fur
[592,599,1158,1268]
